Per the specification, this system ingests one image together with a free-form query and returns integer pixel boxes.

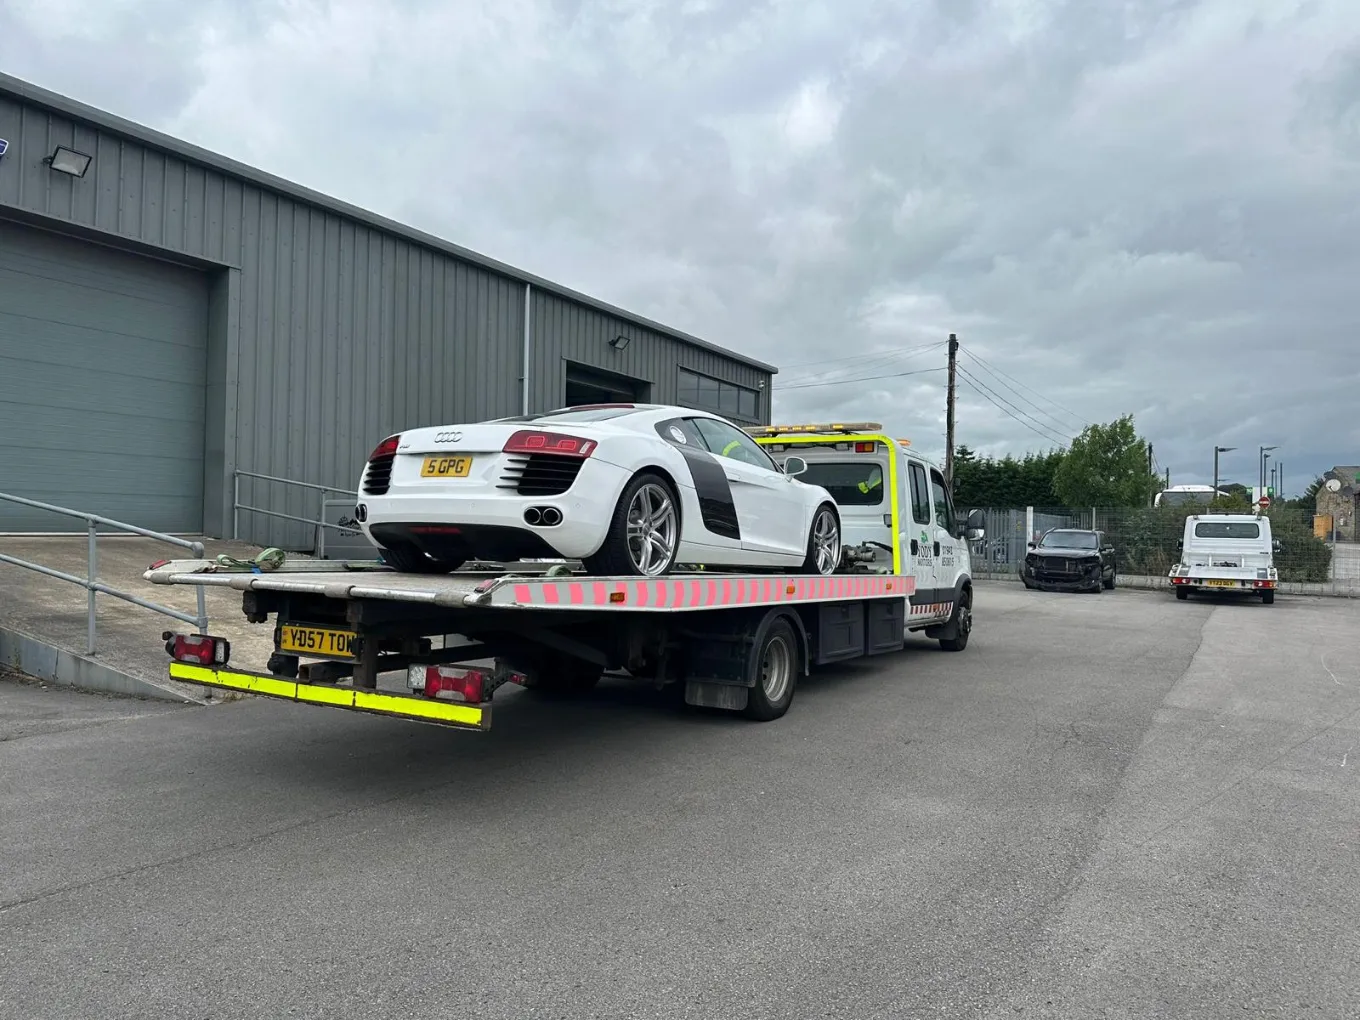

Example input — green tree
[1051,415,1160,508]
[953,445,1065,507]
[1288,477,1324,513]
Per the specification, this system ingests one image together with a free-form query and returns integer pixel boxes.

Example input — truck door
[905,459,939,614]
[928,466,962,614]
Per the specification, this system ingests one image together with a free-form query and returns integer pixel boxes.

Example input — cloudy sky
[4,0,1359,494]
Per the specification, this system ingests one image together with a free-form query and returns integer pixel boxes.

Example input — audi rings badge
[435,430,463,443]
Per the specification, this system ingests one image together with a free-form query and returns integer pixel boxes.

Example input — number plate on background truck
[1204,579,1239,588]
[278,624,357,658]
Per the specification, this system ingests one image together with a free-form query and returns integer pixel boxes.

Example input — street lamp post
[1214,446,1236,498]
[1259,445,1278,494]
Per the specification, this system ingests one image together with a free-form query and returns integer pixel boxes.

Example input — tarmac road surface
[1,585,1357,1019]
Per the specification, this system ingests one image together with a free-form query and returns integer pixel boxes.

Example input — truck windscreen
[1193,522,1260,539]
[799,462,885,506]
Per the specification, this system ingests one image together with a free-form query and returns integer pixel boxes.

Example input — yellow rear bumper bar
[168,661,488,730]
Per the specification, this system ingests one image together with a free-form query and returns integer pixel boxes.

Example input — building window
[678,368,761,423]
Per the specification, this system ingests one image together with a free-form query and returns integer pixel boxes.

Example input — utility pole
[1147,444,1155,506]
[1165,468,1170,489]
[945,332,958,486]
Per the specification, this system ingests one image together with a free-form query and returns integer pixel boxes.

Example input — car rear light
[163,631,231,665]
[854,442,876,453]
[409,665,486,703]
[503,430,597,458]
[369,434,400,461]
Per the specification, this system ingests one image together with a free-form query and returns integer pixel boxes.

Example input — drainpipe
[522,283,532,415]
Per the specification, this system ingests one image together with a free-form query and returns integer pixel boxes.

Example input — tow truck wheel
[938,589,972,652]
[1175,587,1189,600]
[1262,590,1275,605]
[743,616,798,721]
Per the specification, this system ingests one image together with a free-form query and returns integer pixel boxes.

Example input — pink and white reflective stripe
[909,601,954,618]
[495,573,916,610]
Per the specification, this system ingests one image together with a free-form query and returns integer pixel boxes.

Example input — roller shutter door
[0,220,209,533]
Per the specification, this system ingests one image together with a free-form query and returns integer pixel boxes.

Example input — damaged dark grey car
[1021,528,1117,593]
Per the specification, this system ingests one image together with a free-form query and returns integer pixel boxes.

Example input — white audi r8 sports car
[354,403,843,577]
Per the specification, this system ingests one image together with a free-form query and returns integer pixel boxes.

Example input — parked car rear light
[409,665,486,703]
[369,434,401,461]
[163,631,231,665]
[503,430,597,458]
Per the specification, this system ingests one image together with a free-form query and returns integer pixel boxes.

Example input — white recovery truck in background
[145,421,985,733]
[1168,510,1280,604]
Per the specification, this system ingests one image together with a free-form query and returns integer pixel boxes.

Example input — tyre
[1103,566,1116,590]
[800,504,842,575]
[743,616,799,721]
[583,472,680,577]
[938,588,972,652]
[1262,590,1275,605]
[380,545,465,574]
[1175,587,1189,600]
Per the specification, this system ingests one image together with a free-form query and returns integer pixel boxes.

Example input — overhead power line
[779,340,945,372]
[777,366,946,392]
[956,365,1071,448]
[777,343,948,389]
[958,345,1093,432]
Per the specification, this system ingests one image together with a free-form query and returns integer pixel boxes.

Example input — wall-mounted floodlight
[0,139,9,163]
[43,145,92,178]
[609,334,632,351]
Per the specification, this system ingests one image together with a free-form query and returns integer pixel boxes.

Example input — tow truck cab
[1168,511,1280,603]
[747,422,984,626]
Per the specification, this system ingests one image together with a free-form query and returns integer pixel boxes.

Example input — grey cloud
[2,0,1359,491]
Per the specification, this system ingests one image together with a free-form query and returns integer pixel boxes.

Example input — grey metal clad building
[0,73,775,546]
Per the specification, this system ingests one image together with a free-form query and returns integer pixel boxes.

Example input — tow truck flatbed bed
[144,559,911,611]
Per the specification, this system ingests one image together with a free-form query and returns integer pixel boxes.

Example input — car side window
[929,468,955,533]
[691,417,778,472]
[908,462,931,525]
[656,418,705,449]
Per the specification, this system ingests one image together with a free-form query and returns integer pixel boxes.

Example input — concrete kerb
[975,572,1358,598]
[0,624,207,704]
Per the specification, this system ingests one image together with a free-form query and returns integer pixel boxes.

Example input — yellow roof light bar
[743,422,884,436]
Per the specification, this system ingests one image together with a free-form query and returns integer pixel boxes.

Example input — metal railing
[232,471,361,556]
[0,491,208,655]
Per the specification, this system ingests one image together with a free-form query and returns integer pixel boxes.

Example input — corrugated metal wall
[0,90,773,549]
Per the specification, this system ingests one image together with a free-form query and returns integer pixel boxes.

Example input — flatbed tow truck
[147,423,984,732]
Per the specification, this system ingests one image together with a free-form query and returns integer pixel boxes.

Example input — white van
[1168,512,1280,604]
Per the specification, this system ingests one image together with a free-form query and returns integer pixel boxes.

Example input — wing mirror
[1272,539,1281,552]
[962,507,986,542]
[783,455,808,477]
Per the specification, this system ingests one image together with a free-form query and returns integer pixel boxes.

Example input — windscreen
[798,461,885,506]
[1194,521,1260,539]
[1039,531,1098,549]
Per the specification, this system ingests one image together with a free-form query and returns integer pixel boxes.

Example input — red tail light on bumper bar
[163,631,231,665]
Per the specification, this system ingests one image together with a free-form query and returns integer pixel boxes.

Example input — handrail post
[317,489,326,559]
[191,540,208,634]
[86,520,98,655]
[232,472,240,541]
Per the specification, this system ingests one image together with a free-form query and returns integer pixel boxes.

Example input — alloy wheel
[812,509,841,574]
[625,482,678,575]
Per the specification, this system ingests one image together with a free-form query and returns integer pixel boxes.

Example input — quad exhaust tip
[523,506,562,527]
